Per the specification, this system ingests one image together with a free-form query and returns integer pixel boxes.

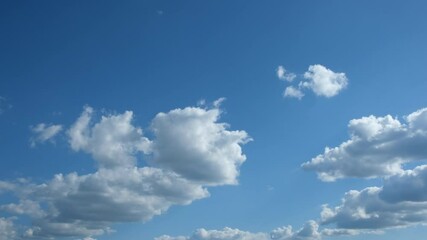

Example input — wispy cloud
[277,65,296,82]
[0,96,12,115]
[30,123,63,147]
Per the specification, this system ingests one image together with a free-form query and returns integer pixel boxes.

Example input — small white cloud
[278,65,348,100]
[302,108,427,181]
[276,66,296,82]
[284,86,304,99]
[67,106,152,169]
[301,65,348,98]
[30,123,63,147]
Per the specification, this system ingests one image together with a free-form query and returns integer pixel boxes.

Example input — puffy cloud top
[302,108,427,181]
[0,103,250,239]
[301,65,348,98]
[151,107,251,185]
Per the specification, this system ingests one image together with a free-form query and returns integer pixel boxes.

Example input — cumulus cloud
[67,106,152,169]
[313,164,427,236]
[301,65,348,98]
[156,221,322,240]
[302,108,427,181]
[151,106,251,185]
[278,65,348,100]
[0,102,250,239]
[271,221,321,240]
[30,123,63,147]
[277,66,296,82]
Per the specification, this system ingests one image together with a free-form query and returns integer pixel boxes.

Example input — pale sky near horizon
[1,1,427,240]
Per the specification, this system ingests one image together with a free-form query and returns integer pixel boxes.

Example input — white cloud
[156,222,322,240]
[278,65,348,100]
[67,106,152,169]
[0,217,17,240]
[283,86,304,100]
[0,102,250,239]
[30,123,63,147]
[277,66,296,82]
[271,221,321,240]
[301,65,348,98]
[321,169,427,233]
[150,106,251,185]
[302,108,427,181]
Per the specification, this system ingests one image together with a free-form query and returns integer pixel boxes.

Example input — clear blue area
[1,1,427,239]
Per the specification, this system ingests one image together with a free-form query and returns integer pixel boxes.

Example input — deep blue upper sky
[1,1,427,240]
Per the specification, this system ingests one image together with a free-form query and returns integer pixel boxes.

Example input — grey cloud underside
[0,104,250,239]
[302,108,427,181]
[321,165,427,232]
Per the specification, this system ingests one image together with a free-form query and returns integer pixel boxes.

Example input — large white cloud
[321,166,427,232]
[302,108,427,181]
[30,123,63,147]
[150,107,251,185]
[0,103,250,239]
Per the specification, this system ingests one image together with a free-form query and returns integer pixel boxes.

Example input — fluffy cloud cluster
[321,165,427,232]
[0,103,250,239]
[302,108,427,181]
[151,107,250,185]
[300,107,427,237]
[156,221,322,240]
[30,123,63,147]
[277,65,348,99]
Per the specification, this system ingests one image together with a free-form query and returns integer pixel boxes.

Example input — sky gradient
[1,1,427,240]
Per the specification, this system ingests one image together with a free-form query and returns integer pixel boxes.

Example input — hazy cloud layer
[0,217,17,240]
[30,123,63,147]
[156,221,323,240]
[302,108,427,181]
[0,103,250,239]
[278,65,348,99]
[0,96,12,115]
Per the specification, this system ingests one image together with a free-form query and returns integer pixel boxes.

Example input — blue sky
[1,1,427,239]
